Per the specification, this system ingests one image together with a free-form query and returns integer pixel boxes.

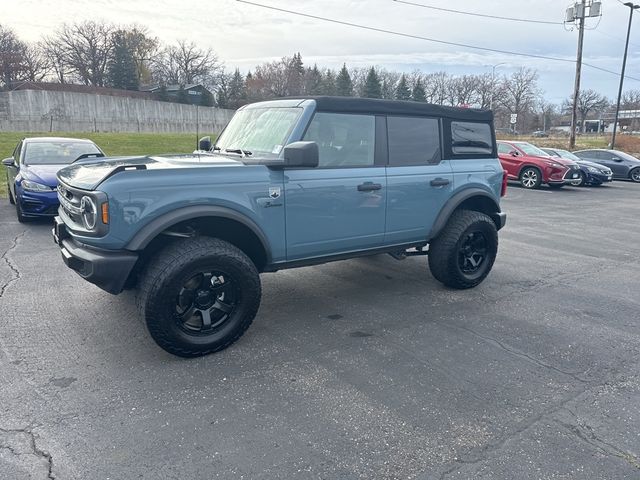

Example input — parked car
[53,96,507,357]
[3,137,104,222]
[532,130,549,138]
[497,140,581,189]
[541,148,613,186]
[573,149,640,183]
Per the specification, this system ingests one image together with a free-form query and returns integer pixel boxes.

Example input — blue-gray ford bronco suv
[53,97,507,357]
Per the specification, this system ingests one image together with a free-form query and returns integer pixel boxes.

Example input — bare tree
[449,75,479,107]
[563,89,609,133]
[621,89,640,110]
[0,24,28,88]
[22,44,50,82]
[500,67,540,131]
[52,21,115,86]
[153,40,222,87]
[41,36,69,83]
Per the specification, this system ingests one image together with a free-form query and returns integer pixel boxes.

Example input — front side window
[215,107,302,157]
[497,143,512,155]
[388,116,440,166]
[451,122,493,155]
[303,112,375,167]
[23,142,102,165]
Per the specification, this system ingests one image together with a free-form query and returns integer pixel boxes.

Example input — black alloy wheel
[175,271,239,335]
[458,232,488,275]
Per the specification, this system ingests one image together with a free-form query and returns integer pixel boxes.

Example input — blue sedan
[3,137,104,222]
[541,148,613,186]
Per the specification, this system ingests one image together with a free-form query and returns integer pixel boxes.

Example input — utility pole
[611,2,639,150]
[569,0,587,149]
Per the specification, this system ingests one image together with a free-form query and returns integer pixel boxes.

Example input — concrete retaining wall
[0,90,235,133]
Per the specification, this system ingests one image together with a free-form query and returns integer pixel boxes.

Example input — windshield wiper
[224,148,252,157]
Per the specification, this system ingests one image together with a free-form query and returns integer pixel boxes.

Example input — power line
[392,0,563,25]
[236,0,640,82]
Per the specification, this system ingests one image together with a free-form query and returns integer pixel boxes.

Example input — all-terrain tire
[428,209,498,289]
[136,237,261,358]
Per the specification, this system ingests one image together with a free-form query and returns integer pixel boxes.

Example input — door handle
[357,182,382,192]
[430,178,450,187]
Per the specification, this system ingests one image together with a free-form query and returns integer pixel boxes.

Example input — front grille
[563,166,581,180]
[57,183,85,228]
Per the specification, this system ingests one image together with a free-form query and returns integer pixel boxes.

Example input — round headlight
[80,196,97,230]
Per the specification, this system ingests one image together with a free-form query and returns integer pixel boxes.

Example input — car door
[497,142,519,178]
[606,152,631,177]
[284,111,386,260]
[384,116,453,244]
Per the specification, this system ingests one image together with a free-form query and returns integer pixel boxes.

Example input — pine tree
[107,31,139,90]
[412,78,426,102]
[336,63,353,97]
[287,52,305,96]
[228,68,246,108]
[304,65,323,95]
[395,74,411,101]
[363,67,382,99]
[320,69,337,95]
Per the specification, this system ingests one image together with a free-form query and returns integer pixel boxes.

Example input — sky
[5,0,640,104]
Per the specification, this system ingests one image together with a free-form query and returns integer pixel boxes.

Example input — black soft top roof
[289,96,493,122]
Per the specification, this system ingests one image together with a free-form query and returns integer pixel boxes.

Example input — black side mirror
[198,136,212,151]
[283,141,319,168]
[2,157,15,167]
[510,150,519,157]
[612,157,622,162]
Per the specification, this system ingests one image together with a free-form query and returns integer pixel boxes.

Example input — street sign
[510,113,518,124]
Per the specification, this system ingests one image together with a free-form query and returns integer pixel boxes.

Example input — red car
[497,141,582,189]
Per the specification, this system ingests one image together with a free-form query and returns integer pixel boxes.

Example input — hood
[22,164,67,187]
[57,154,243,191]
[547,156,577,167]
[575,159,611,171]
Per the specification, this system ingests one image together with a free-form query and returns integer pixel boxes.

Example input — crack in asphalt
[0,231,26,299]
[447,323,591,384]
[0,426,55,479]
[435,372,630,480]
[556,409,640,471]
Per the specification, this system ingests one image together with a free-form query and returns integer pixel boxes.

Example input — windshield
[616,151,640,162]
[215,107,302,157]
[518,143,550,157]
[24,141,102,165]
[555,149,580,161]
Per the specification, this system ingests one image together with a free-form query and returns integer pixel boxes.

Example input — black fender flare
[428,188,501,240]
[125,205,272,263]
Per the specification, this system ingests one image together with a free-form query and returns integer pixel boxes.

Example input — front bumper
[586,171,613,184]
[53,217,138,294]
[17,190,59,217]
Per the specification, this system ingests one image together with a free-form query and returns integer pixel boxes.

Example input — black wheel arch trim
[125,205,272,263]
[428,188,503,240]
[518,164,542,177]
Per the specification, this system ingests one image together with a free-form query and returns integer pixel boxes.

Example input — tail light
[501,170,508,197]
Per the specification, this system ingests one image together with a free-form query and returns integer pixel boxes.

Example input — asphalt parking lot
[1,181,639,480]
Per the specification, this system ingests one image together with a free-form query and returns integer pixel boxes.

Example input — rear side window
[451,122,493,155]
[387,117,440,166]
